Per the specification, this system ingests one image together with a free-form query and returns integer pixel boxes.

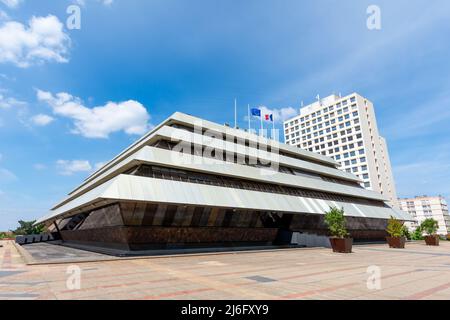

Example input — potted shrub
[411,226,424,241]
[421,218,440,246]
[402,225,411,240]
[386,216,406,249]
[324,207,352,253]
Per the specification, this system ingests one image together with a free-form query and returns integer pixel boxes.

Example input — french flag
[265,114,273,122]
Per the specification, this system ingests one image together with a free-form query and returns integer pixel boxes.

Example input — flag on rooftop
[264,114,273,122]
[251,108,261,117]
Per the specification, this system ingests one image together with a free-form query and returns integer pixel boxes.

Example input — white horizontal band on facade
[53,145,387,211]
[37,174,410,225]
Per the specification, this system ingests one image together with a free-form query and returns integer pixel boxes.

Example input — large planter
[386,236,406,249]
[329,237,353,253]
[424,235,440,246]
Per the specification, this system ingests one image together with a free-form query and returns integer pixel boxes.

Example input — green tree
[0,232,12,239]
[324,207,349,238]
[12,220,45,235]
[420,218,439,236]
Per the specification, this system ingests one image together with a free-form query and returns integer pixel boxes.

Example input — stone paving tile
[2,240,450,300]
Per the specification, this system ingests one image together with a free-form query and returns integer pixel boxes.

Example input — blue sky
[0,0,449,230]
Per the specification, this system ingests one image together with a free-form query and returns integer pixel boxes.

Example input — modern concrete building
[399,196,450,236]
[284,93,398,207]
[36,112,409,252]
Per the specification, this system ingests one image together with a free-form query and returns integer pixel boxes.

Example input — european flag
[251,108,261,117]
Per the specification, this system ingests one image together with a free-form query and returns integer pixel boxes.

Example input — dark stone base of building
[290,213,389,242]
[56,201,390,251]
[60,226,278,251]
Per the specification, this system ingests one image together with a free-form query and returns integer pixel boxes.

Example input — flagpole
[272,115,275,140]
[234,98,237,129]
[260,112,263,137]
[247,104,251,132]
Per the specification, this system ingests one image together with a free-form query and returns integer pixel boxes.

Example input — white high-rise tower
[284,93,398,207]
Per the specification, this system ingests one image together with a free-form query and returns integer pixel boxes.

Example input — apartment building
[284,93,398,207]
[399,196,450,235]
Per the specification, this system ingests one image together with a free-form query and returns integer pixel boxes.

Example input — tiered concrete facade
[399,196,450,236]
[284,93,398,207]
[36,112,409,252]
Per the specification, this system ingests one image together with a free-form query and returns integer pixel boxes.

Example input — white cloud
[392,139,450,201]
[0,15,70,68]
[37,89,152,139]
[0,167,17,182]
[33,163,46,170]
[384,90,450,139]
[56,160,92,176]
[395,160,450,200]
[257,105,298,123]
[0,0,22,9]
[75,0,113,6]
[3,0,114,10]
[31,113,54,126]
[0,93,26,108]
[0,153,17,182]
[94,161,106,170]
[0,10,9,21]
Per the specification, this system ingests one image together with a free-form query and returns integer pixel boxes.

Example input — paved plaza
[1,240,450,300]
